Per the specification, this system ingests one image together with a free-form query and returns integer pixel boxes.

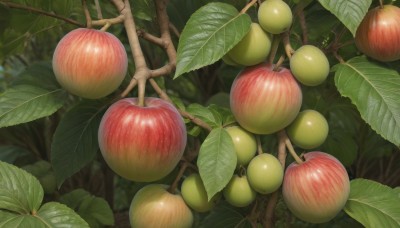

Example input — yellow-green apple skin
[258,0,293,34]
[129,184,193,228]
[227,23,272,66]
[247,153,283,194]
[287,109,329,149]
[223,175,256,207]
[225,126,257,166]
[181,173,220,212]
[290,45,330,86]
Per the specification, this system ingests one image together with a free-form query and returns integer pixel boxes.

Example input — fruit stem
[168,161,189,194]
[268,35,281,65]
[379,0,384,8]
[240,0,258,14]
[256,135,264,155]
[94,0,103,19]
[282,31,294,59]
[272,55,285,71]
[281,130,303,164]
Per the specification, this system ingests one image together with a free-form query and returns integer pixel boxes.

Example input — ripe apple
[129,184,193,228]
[247,153,283,194]
[258,0,293,34]
[290,45,330,86]
[282,152,350,223]
[287,109,329,149]
[181,173,220,212]
[225,126,257,166]
[223,174,256,207]
[355,5,400,62]
[52,28,128,99]
[227,23,272,66]
[230,63,302,134]
[98,97,187,182]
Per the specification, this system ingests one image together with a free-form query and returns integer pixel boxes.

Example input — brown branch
[1,1,84,27]
[137,29,164,46]
[295,2,308,44]
[169,23,180,38]
[91,15,125,27]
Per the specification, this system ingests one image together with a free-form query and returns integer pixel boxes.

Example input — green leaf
[344,179,400,227]
[321,129,358,167]
[60,189,114,227]
[0,85,66,128]
[13,61,61,90]
[318,0,372,36]
[187,103,222,128]
[0,211,43,228]
[197,128,236,200]
[132,0,155,21]
[37,202,89,227]
[0,145,30,163]
[200,202,251,228]
[175,2,251,78]
[51,100,108,186]
[0,161,43,214]
[334,56,400,147]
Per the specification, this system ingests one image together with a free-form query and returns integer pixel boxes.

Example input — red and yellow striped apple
[230,63,302,134]
[282,152,350,223]
[98,97,187,182]
[129,184,193,228]
[52,28,128,99]
[355,5,400,62]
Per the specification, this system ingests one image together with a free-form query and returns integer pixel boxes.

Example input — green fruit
[181,173,220,212]
[228,23,272,66]
[222,54,240,66]
[225,126,257,166]
[129,184,193,228]
[223,175,256,207]
[290,45,330,86]
[287,109,329,149]
[247,153,283,194]
[258,0,293,34]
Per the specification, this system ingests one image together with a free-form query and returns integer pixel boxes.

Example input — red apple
[98,97,187,182]
[52,28,128,99]
[282,152,350,223]
[129,184,193,228]
[230,63,302,134]
[355,5,400,62]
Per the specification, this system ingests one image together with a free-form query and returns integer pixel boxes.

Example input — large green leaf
[0,85,66,128]
[334,56,400,147]
[0,161,43,214]
[37,202,89,227]
[318,0,372,36]
[187,103,222,128]
[0,145,30,163]
[51,100,108,186]
[174,2,251,78]
[197,128,236,200]
[344,179,400,227]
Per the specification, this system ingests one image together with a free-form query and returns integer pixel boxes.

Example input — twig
[1,1,84,27]
[94,0,103,19]
[282,31,294,59]
[82,0,92,28]
[240,0,258,14]
[294,2,308,44]
[168,161,189,193]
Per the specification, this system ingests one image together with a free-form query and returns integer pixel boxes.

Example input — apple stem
[82,0,92,29]
[168,161,189,194]
[282,130,303,164]
[256,135,264,155]
[272,55,285,71]
[240,0,258,14]
[268,35,281,65]
[379,0,384,8]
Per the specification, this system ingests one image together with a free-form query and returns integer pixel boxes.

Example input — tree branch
[1,1,84,27]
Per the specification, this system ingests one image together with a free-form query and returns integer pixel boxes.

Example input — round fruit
[225,126,257,166]
[223,175,256,207]
[129,184,193,228]
[52,28,128,99]
[290,45,330,86]
[230,63,302,134]
[258,0,293,34]
[286,109,329,149]
[181,173,220,212]
[98,97,187,182]
[227,23,272,66]
[282,152,350,223]
[355,5,400,62]
[247,153,283,194]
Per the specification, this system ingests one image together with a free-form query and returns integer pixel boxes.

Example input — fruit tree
[0,0,400,227]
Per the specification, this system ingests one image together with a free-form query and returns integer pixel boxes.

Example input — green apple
[225,126,257,166]
[290,45,330,86]
[227,23,272,66]
[258,0,293,34]
[286,109,329,149]
[247,153,283,194]
[223,175,256,207]
[129,184,193,228]
[181,173,220,212]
